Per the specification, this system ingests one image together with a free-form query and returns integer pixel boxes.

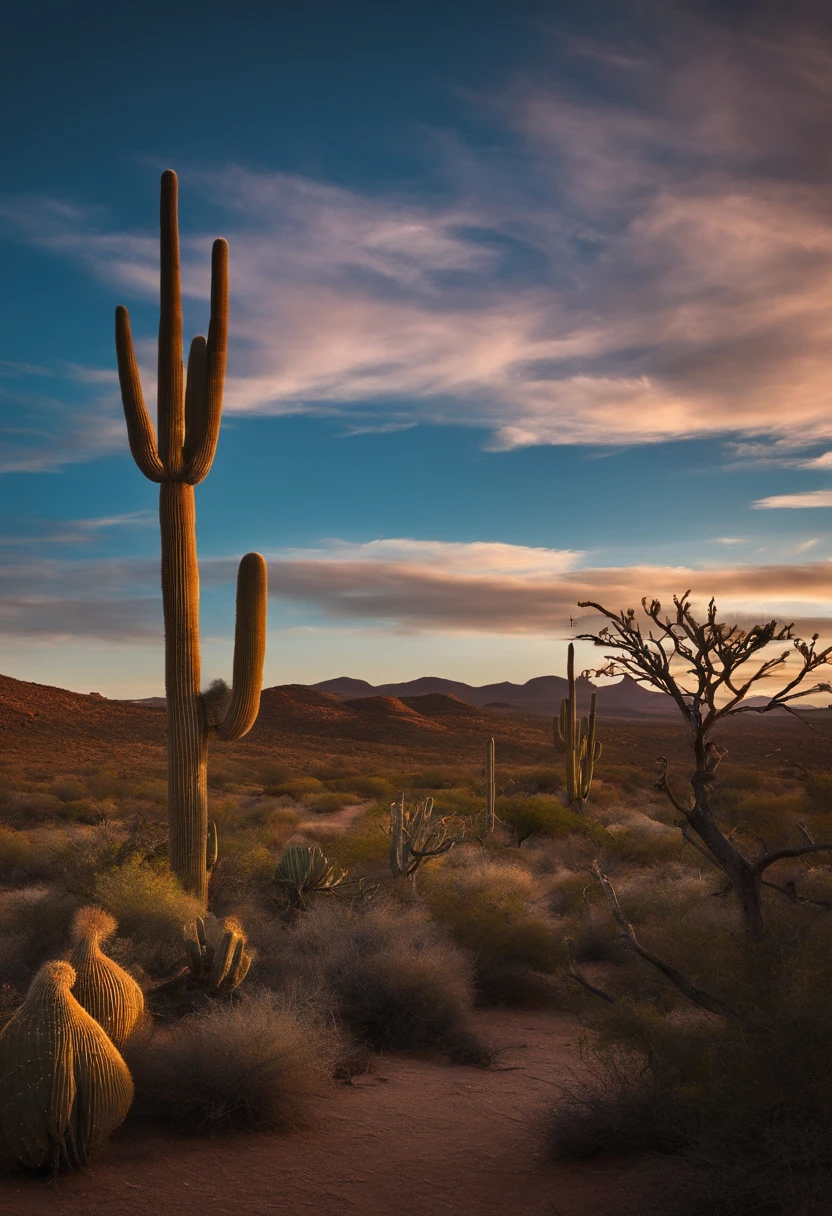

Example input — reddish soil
[0,1009,644,1216]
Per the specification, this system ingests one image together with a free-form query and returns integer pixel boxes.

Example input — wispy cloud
[4,9,832,463]
[3,538,831,644]
[754,491,832,509]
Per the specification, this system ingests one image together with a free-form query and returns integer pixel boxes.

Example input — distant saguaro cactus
[115,170,268,903]
[0,961,134,1171]
[484,737,496,833]
[68,906,145,1048]
[554,643,601,813]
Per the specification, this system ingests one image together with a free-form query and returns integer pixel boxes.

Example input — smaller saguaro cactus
[484,737,496,833]
[183,916,252,993]
[0,961,134,1171]
[274,844,345,910]
[554,642,601,813]
[388,795,459,879]
[68,906,145,1049]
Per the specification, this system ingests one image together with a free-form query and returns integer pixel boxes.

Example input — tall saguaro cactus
[115,171,268,903]
[554,643,601,813]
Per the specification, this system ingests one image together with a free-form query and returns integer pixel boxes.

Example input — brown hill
[2,672,831,783]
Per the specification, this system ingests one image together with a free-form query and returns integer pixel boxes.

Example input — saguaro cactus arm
[215,552,268,741]
[183,237,229,484]
[115,306,165,482]
[157,169,185,476]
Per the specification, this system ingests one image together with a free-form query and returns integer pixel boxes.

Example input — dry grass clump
[128,991,339,1133]
[257,899,490,1064]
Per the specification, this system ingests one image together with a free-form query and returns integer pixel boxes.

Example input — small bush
[0,826,33,877]
[302,791,353,814]
[421,851,561,1002]
[94,857,202,974]
[331,775,395,802]
[495,795,606,846]
[270,777,325,800]
[128,991,339,1133]
[50,776,88,803]
[257,900,489,1063]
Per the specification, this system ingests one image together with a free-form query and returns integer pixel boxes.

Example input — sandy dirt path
[1,1009,641,1216]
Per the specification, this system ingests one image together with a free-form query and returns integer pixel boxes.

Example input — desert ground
[2,673,832,1215]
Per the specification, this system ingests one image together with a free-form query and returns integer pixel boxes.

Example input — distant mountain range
[313,674,676,717]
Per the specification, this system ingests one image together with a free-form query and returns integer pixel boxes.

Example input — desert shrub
[270,776,325,800]
[495,795,605,846]
[128,991,339,1133]
[302,791,353,814]
[50,776,88,803]
[507,767,563,795]
[2,790,64,824]
[421,851,561,1002]
[409,769,460,790]
[94,857,202,974]
[0,885,80,985]
[331,775,395,802]
[324,804,390,869]
[257,899,489,1063]
[601,816,682,865]
[0,826,34,877]
[549,905,832,1216]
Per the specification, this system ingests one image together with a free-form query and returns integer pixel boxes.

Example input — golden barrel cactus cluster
[68,906,145,1049]
[0,960,134,1171]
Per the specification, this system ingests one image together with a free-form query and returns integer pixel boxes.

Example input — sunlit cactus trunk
[116,171,268,904]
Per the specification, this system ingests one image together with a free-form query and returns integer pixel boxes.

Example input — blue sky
[3,0,832,696]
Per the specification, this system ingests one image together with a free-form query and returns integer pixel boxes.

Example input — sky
[3,0,832,697]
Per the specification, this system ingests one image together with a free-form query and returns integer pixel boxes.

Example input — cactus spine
[115,170,268,903]
[554,643,601,813]
[0,961,134,1171]
[485,737,496,832]
[68,906,145,1049]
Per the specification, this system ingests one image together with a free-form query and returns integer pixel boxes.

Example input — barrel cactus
[0,960,134,1171]
[68,906,145,1049]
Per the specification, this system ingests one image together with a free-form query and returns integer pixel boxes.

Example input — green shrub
[421,852,561,1000]
[331,776,395,802]
[271,777,325,800]
[324,805,390,869]
[302,791,354,815]
[495,795,606,845]
[94,857,202,972]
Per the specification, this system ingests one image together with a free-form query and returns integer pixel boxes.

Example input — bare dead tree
[577,592,832,940]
